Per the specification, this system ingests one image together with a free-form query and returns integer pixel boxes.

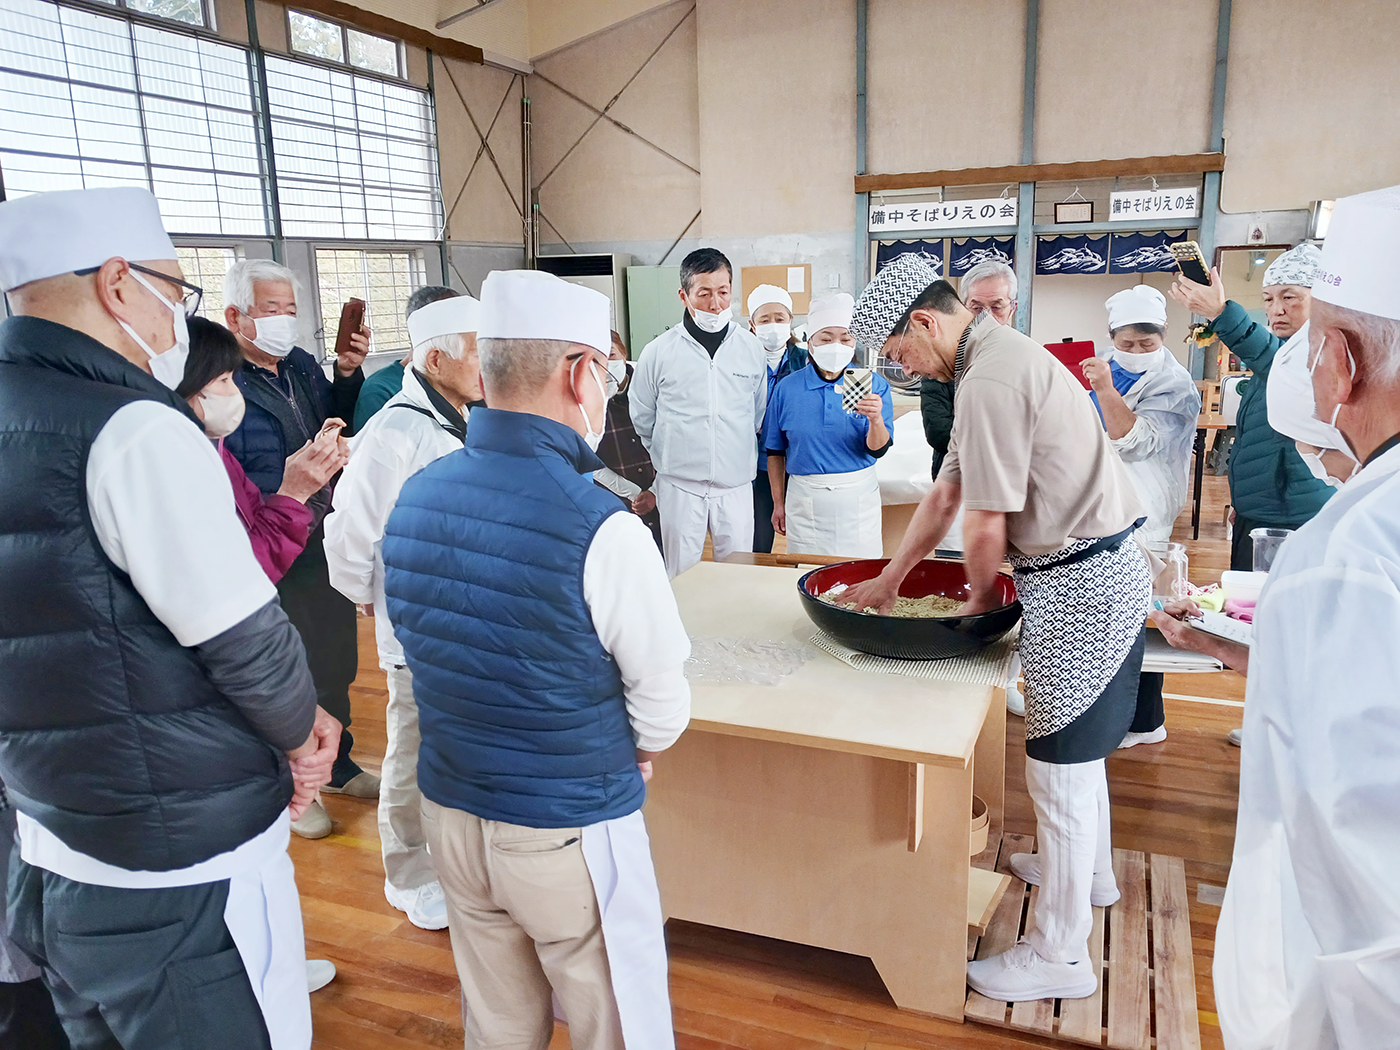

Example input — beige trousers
[420,798,624,1050]
[381,664,436,893]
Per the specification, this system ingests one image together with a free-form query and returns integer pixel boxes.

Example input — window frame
[311,241,429,360]
[65,0,213,31]
[172,240,248,321]
[286,8,404,81]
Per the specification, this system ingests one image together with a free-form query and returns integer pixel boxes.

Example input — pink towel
[1223,598,1256,623]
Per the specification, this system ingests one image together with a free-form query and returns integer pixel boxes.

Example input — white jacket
[324,368,465,669]
[628,321,767,491]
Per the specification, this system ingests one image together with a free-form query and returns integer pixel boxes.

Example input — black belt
[1014,518,1144,576]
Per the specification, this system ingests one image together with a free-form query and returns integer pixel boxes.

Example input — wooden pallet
[964,834,1201,1049]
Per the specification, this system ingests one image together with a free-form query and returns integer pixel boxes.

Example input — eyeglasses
[567,350,619,398]
[74,262,204,318]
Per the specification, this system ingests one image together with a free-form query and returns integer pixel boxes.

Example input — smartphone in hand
[1170,241,1212,286]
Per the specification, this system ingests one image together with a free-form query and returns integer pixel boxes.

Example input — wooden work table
[646,561,1009,1021]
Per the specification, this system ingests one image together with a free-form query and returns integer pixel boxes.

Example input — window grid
[287,9,402,79]
[175,244,241,319]
[96,0,209,30]
[314,247,425,359]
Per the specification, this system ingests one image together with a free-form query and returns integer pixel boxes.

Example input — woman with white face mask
[1081,286,1201,750]
[760,293,893,557]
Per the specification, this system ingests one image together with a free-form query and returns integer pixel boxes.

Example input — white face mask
[811,343,855,375]
[199,389,246,439]
[755,322,790,352]
[1268,321,1357,464]
[606,360,627,386]
[572,355,610,452]
[1109,347,1168,374]
[690,305,732,334]
[116,270,190,391]
[1299,449,1347,489]
[245,312,299,358]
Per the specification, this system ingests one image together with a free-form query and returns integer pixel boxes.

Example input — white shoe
[1227,728,1243,747]
[1006,685,1026,717]
[967,940,1097,1001]
[1117,725,1167,749]
[290,799,332,839]
[1008,852,1120,908]
[306,959,336,993]
[385,879,449,930]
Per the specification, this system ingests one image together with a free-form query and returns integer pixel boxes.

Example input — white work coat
[324,368,465,669]
[1215,441,1400,1050]
[629,321,767,491]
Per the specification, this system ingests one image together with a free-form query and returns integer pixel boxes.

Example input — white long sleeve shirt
[325,369,465,669]
[628,321,768,491]
[581,511,691,752]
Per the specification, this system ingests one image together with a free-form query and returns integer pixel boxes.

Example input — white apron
[580,810,675,1049]
[785,465,882,559]
[224,845,312,1050]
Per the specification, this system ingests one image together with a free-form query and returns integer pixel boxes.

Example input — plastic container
[1147,541,1189,600]
[1249,527,1293,572]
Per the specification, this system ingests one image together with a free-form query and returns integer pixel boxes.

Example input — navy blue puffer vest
[0,317,292,871]
[383,408,640,828]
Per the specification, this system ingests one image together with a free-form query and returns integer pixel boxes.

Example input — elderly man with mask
[353,285,460,431]
[382,270,690,1048]
[325,295,482,931]
[843,254,1148,1003]
[1211,185,1400,1050]
[1170,244,1334,569]
[0,187,337,1049]
[222,259,379,819]
[748,283,808,554]
[630,248,767,577]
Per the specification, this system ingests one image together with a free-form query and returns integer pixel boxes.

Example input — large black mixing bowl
[798,558,1021,660]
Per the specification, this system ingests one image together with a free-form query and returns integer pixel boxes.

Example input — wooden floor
[295,474,1244,1050]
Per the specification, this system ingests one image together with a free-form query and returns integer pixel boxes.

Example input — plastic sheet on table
[685,637,817,686]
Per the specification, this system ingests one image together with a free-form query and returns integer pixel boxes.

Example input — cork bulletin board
[739,264,812,316]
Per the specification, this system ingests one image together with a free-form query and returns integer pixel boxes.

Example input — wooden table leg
[1192,427,1207,539]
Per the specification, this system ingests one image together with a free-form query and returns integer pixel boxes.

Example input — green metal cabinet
[625,264,682,359]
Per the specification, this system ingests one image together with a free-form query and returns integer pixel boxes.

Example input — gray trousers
[5,847,271,1050]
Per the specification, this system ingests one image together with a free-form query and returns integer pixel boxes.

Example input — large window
[287,10,402,78]
[175,244,241,319]
[315,247,425,358]
[0,0,268,236]
[265,54,441,241]
[96,0,210,29]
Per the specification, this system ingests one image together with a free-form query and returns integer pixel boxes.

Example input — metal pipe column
[1012,0,1039,334]
[854,0,869,291]
[522,94,536,268]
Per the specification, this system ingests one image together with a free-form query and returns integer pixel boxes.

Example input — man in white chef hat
[380,269,691,1049]
[1212,184,1400,1050]
[0,189,337,1048]
[325,293,483,932]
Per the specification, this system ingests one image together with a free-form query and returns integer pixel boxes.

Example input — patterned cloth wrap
[1008,536,1152,742]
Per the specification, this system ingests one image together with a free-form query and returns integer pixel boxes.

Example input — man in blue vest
[383,269,691,1049]
[0,187,339,1048]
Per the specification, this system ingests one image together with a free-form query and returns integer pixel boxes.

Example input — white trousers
[785,466,883,559]
[654,474,753,579]
[1023,755,1113,963]
[381,664,436,893]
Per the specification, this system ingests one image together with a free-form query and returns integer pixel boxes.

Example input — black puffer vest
[0,317,291,872]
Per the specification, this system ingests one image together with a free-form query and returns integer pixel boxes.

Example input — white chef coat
[325,368,465,669]
[1215,440,1400,1050]
[18,399,309,1050]
[628,322,768,491]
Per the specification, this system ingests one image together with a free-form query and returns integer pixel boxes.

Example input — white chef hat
[478,270,611,355]
[1105,285,1168,331]
[0,187,177,292]
[1262,242,1321,290]
[408,294,480,348]
[807,292,854,336]
[850,253,942,349]
[1313,184,1400,321]
[746,283,792,317]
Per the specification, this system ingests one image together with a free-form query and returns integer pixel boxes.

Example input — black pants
[1131,672,1165,734]
[277,526,358,729]
[0,978,68,1050]
[1230,513,1259,571]
[6,850,272,1050]
[752,472,775,554]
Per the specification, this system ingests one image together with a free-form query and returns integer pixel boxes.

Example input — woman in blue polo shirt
[763,292,894,557]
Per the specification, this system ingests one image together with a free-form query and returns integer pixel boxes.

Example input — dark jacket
[1209,300,1333,525]
[0,317,314,871]
[383,408,641,829]
[920,377,955,478]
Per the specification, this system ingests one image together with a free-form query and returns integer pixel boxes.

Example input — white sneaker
[1227,728,1243,747]
[1006,685,1026,717]
[385,879,449,930]
[1118,725,1167,749]
[1008,852,1120,908]
[306,959,336,993]
[967,940,1097,1001]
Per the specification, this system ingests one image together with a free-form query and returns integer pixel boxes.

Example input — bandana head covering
[851,253,941,350]
[1262,242,1322,290]
[1313,184,1400,321]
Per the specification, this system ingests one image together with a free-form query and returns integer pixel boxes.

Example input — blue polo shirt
[761,363,894,477]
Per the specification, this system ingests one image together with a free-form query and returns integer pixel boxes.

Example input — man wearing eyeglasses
[0,188,335,1047]
[381,270,690,1049]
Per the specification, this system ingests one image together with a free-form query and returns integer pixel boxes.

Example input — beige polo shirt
[938,320,1143,557]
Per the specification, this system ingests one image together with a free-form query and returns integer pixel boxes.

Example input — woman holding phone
[762,293,894,557]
